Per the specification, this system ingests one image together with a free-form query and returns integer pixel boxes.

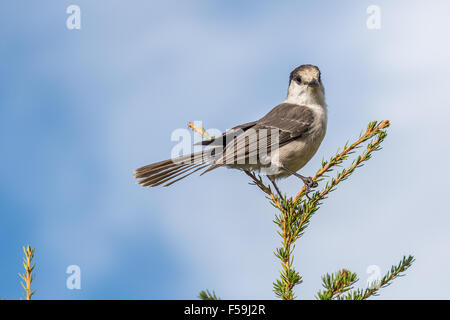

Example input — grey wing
[213,103,315,166]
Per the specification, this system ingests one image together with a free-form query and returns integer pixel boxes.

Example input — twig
[243,170,283,210]
[316,269,358,300]
[18,245,36,300]
[359,255,414,300]
[187,122,212,140]
[334,255,415,300]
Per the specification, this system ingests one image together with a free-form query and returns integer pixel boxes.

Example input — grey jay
[134,64,327,198]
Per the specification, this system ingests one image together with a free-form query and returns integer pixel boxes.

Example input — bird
[134,64,327,198]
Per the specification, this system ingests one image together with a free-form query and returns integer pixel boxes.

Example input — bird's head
[286,64,325,106]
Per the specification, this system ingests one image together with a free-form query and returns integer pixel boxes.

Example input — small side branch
[324,256,414,300]
[316,269,359,300]
[198,289,220,300]
[187,122,212,140]
[294,120,390,202]
[18,245,36,300]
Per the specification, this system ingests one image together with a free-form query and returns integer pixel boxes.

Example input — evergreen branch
[242,172,302,300]
[294,120,390,202]
[291,123,389,240]
[316,269,359,300]
[18,245,36,300]
[239,121,391,299]
[270,121,390,299]
[270,121,389,299]
[272,198,303,300]
[348,255,415,300]
[198,289,220,300]
[318,255,415,300]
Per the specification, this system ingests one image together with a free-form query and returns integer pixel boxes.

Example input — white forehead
[296,67,320,80]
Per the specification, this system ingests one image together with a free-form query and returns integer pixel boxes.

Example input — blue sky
[1,0,450,299]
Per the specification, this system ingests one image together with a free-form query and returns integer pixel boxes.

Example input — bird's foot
[280,167,318,200]
[301,176,318,200]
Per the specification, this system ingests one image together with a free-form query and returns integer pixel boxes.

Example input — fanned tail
[134,151,218,187]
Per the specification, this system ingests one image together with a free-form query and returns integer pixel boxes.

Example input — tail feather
[134,151,220,187]
[200,164,221,176]
[134,161,179,179]
[163,164,209,187]
[153,163,206,187]
[139,163,197,187]
[134,159,173,178]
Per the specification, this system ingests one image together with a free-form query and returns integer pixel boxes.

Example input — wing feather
[210,103,314,166]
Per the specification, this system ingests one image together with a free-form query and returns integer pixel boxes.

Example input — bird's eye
[295,77,302,83]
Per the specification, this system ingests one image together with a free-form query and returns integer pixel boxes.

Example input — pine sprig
[294,120,390,202]
[329,255,415,300]
[292,122,389,237]
[18,245,36,300]
[317,256,414,300]
[316,269,359,300]
[198,289,220,300]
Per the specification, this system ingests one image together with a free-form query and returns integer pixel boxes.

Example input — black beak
[307,79,319,87]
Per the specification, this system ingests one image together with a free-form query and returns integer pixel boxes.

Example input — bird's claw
[303,177,317,200]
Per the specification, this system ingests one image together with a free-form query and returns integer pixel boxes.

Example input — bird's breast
[275,106,327,176]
